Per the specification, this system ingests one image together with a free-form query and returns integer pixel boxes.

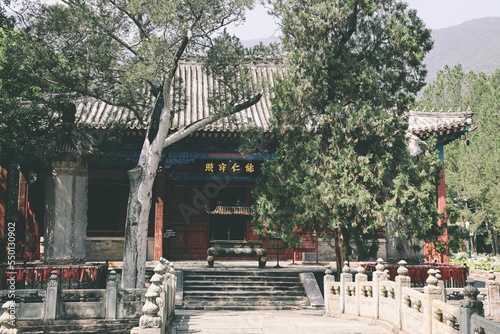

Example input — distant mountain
[241,17,500,85]
[241,37,280,48]
[424,17,500,83]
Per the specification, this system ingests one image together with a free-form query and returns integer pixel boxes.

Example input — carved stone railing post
[372,258,386,320]
[158,258,172,315]
[355,263,367,316]
[168,263,176,319]
[0,300,22,333]
[435,269,447,302]
[424,269,442,334]
[323,267,335,314]
[138,285,162,334]
[150,270,165,334]
[355,263,368,283]
[44,270,59,320]
[395,260,411,330]
[153,262,168,329]
[158,258,169,288]
[157,258,171,315]
[106,270,118,319]
[340,261,352,314]
[459,277,484,334]
[486,271,500,319]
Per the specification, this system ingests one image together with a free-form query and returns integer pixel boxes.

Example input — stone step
[181,295,308,307]
[184,289,306,296]
[187,304,304,311]
[18,319,138,334]
[183,294,308,301]
[184,279,300,286]
[182,270,299,277]
[184,284,303,291]
[184,275,301,282]
[182,296,308,306]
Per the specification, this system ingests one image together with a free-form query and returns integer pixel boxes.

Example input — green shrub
[450,252,500,272]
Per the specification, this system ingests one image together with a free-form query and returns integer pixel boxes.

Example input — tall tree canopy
[418,65,500,254]
[12,0,265,288]
[0,6,56,165]
[253,0,440,269]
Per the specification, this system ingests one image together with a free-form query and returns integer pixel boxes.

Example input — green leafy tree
[419,65,500,255]
[254,0,440,270]
[12,0,265,288]
[0,6,56,165]
[0,5,62,245]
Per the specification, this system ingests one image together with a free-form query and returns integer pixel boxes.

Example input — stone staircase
[180,269,311,310]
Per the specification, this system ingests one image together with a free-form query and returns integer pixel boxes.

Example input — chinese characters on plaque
[203,160,258,176]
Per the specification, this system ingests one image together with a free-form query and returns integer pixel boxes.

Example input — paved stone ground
[170,260,392,333]
[168,309,391,334]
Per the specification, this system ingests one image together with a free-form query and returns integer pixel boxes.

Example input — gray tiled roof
[73,61,474,138]
[408,110,475,137]
[75,61,283,133]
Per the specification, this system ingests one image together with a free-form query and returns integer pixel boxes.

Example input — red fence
[1,263,108,289]
[362,262,469,288]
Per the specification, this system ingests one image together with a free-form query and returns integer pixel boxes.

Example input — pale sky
[229,0,500,40]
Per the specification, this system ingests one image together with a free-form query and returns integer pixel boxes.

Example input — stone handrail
[378,280,397,325]
[358,280,374,319]
[61,288,105,301]
[0,289,45,301]
[432,299,459,332]
[0,260,176,333]
[130,257,176,334]
[402,286,424,313]
[343,281,357,315]
[470,313,499,333]
[401,286,426,333]
[324,259,500,334]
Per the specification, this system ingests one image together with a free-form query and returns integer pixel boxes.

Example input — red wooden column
[437,163,449,263]
[153,165,165,261]
[424,142,449,263]
[17,171,28,238]
[16,171,41,261]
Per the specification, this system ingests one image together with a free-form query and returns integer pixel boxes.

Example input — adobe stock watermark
[241,312,267,332]
[178,172,231,224]
[6,221,18,327]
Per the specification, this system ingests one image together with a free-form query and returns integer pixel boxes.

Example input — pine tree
[254,0,440,270]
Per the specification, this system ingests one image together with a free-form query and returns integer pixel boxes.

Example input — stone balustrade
[324,258,500,334]
[130,257,176,334]
[485,270,500,319]
[3,258,499,333]
[0,260,176,333]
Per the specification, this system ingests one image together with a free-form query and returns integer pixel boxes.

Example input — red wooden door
[165,185,208,259]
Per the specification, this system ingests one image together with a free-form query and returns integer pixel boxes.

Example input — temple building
[0,60,475,265]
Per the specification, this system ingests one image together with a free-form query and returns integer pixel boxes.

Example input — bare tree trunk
[488,224,498,255]
[121,111,165,288]
[121,165,156,288]
[121,64,173,289]
[494,230,500,255]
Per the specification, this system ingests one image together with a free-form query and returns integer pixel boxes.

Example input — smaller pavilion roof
[407,110,475,138]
